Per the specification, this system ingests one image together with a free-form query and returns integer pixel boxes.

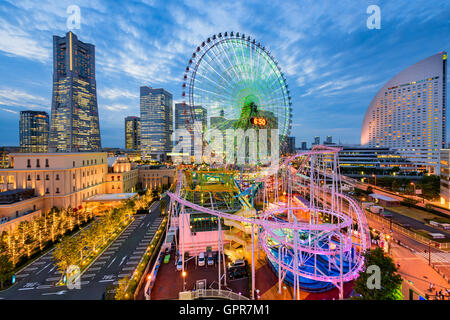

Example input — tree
[0,254,14,289]
[354,248,403,300]
[402,198,418,208]
[115,276,130,300]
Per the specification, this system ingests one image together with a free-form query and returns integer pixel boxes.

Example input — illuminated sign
[251,117,267,127]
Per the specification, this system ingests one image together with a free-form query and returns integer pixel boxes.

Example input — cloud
[0,18,50,63]
[102,104,130,112]
[99,88,139,100]
[0,107,18,114]
[0,88,49,110]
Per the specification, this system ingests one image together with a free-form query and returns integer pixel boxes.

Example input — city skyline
[0,1,448,148]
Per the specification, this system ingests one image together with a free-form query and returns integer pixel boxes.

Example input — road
[0,200,163,300]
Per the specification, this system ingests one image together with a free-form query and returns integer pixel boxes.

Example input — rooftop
[369,193,399,202]
[83,193,137,202]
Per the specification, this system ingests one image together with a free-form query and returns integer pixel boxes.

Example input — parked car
[207,253,214,266]
[176,258,183,271]
[229,267,247,280]
[198,252,205,266]
[231,259,246,268]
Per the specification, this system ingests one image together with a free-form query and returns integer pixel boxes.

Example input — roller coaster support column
[181,205,185,275]
[278,245,282,294]
[294,224,299,300]
[218,216,222,293]
[251,223,255,300]
[339,233,344,300]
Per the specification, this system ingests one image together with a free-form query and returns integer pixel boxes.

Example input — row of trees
[0,207,94,268]
[53,202,134,282]
[371,175,440,200]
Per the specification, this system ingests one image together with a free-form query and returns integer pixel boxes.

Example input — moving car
[176,258,183,271]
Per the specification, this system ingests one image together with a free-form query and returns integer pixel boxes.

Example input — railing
[365,210,450,250]
[193,289,250,300]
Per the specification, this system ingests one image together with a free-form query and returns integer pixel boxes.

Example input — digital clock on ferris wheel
[251,117,267,127]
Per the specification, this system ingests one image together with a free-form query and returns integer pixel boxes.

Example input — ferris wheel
[182,31,292,154]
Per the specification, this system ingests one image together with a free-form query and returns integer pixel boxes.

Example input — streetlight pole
[182,271,187,291]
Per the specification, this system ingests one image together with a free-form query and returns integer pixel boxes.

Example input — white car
[176,258,183,271]
[198,252,205,266]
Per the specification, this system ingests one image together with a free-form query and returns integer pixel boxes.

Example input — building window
[45,188,49,194]
[83,160,85,166]
[46,174,49,181]
[73,173,75,179]
[37,175,40,181]
[117,176,120,181]
[45,159,49,167]
[112,185,115,189]
[56,174,60,180]
[73,161,75,167]
[27,159,31,168]
[73,186,75,192]
[36,159,40,168]
[111,176,114,181]
[56,187,60,194]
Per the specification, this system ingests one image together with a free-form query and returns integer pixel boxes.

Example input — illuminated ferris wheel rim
[182,31,293,141]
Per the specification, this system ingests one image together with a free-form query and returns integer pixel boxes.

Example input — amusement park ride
[164,32,370,300]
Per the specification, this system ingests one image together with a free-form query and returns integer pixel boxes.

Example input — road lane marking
[118,255,127,266]
[107,257,117,268]
[36,263,51,275]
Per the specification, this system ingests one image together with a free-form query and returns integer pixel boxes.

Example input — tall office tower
[19,111,49,153]
[361,52,447,174]
[140,86,173,161]
[49,31,101,152]
[125,116,141,150]
[287,136,296,154]
[312,136,320,146]
[301,141,307,150]
[325,136,333,144]
[174,103,207,156]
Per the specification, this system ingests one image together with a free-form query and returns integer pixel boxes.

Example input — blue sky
[0,0,448,148]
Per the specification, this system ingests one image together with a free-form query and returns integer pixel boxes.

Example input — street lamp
[371,173,376,186]
[182,271,187,291]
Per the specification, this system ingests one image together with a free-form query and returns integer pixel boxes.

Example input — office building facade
[125,116,141,150]
[361,52,447,174]
[174,103,207,156]
[49,31,101,152]
[140,86,173,161]
[19,111,49,153]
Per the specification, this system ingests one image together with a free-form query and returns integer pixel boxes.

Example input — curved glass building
[361,52,447,174]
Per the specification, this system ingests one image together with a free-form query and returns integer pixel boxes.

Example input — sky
[0,0,448,148]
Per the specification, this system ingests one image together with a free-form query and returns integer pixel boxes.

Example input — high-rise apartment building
[140,86,173,161]
[125,116,141,150]
[19,111,49,153]
[361,52,447,174]
[325,136,333,144]
[49,31,101,152]
[301,141,307,150]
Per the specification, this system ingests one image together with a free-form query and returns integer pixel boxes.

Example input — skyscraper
[301,141,307,150]
[174,103,207,156]
[312,136,320,146]
[125,116,141,150]
[361,52,447,174]
[19,111,49,153]
[49,31,101,152]
[140,86,173,161]
[325,136,333,144]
